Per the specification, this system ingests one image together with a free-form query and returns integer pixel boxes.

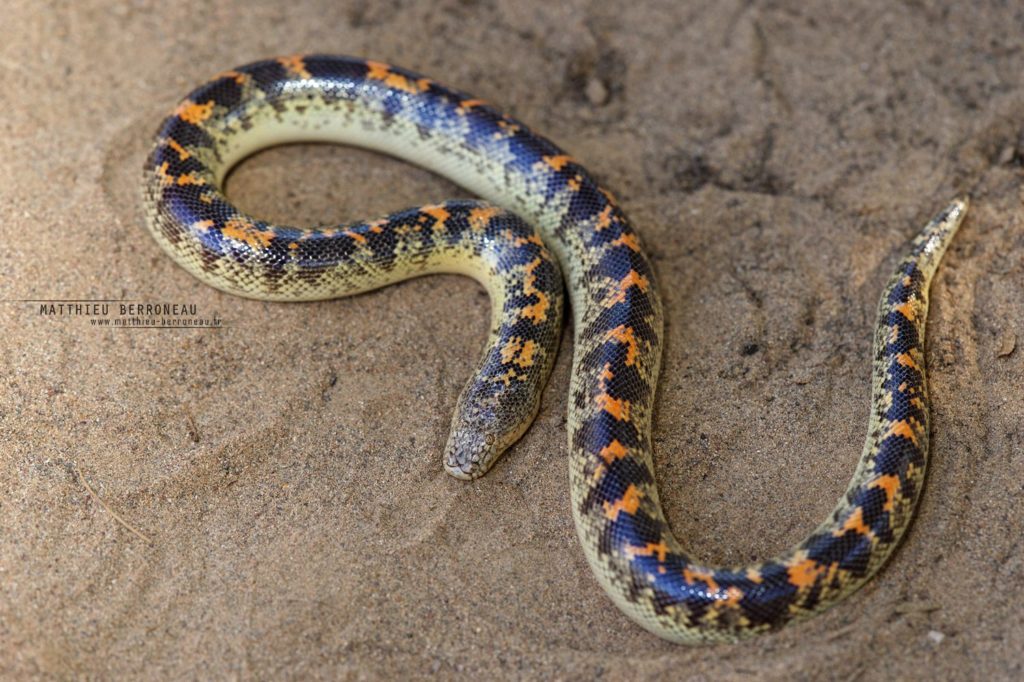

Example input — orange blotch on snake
[595,205,614,231]
[175,99,215,125]
[895,352,920,370]
[422,205,451,230]
[518,258,550,322]
[155,162,174,185]
[606,270,650,305]
[455,98,488,114]
[683,567,720,595]
[166,138,191,160]
[176,172,204,186]
[499,337,538,368]
[156,162,205,187]
[603,484,641,520]
[468,205,502,230]
[542,154,574,172]
[595,392,630,421]
[520,292,550,323]
[869,474,901,513]
[833,506,873,538]
[611,232,641,252]
[626,540,669,564]
[343,229,367,245]
[595,363,630,419]
[786,554,827,590]
[491,368,522,387]
[884,419,920,446]
[894,300,917,321]
[493,120,520,139]
[515,340,538,367]
[513,233,545,248]
[222,216,275,249]
[277,54,312,79]
[598,439,629,464]
[365,60,429,93]
[721,586,745,607]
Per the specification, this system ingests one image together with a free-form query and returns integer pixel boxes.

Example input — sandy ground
[2,0,1023,679]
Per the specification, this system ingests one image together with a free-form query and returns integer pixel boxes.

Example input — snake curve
[141,55,967,643]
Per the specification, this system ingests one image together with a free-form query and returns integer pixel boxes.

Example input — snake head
[442,365,545,480]
[444,428,501,480]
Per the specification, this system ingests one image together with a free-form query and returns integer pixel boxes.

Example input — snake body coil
[142,55,966,643]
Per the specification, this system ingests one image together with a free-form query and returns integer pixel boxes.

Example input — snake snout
[443,428,500,480]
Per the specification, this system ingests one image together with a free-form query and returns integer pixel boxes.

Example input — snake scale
[141,55,967,643]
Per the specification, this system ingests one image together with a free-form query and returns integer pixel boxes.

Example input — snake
[141,54,967,643]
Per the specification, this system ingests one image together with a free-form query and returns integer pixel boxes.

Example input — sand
[2,0,1023,679]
